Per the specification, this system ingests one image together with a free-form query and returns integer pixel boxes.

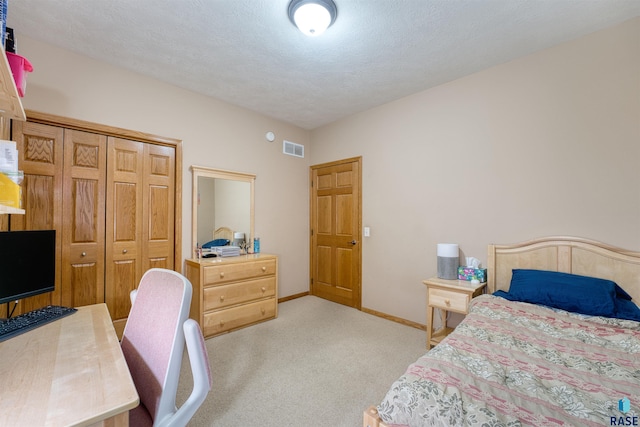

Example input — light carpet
[177,295,427,426]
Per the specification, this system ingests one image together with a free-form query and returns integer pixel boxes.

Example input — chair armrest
[159,319,212,427]
[130,289,138,305]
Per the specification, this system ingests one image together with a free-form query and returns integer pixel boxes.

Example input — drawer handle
[445,299,451,306]
[122,249,128,254]
[261,307,266,315]
[220,295,225,302]
[219,320,225,327]
[81,252,86,257]
[219,272,225,278]
[261,287,266,293]
[261,266,267,272]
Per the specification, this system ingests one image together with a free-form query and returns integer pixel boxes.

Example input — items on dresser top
[185,254,278,338]
[211,245,241,257]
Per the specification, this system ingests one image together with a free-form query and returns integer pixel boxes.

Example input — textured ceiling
[7,0,640,130]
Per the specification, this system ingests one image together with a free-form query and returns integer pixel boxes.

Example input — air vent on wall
[283,140,304,158]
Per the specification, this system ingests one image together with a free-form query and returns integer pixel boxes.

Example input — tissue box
[0,172,21,208]
[458,267,487,283]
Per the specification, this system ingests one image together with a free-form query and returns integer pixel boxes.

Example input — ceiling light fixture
[288,0,337,37]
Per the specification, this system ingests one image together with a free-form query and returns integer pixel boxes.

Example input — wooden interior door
[105,137,143,335]
[310,157,362,309]
[61,129,107,307]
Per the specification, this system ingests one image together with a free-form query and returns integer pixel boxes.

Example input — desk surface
[0,303,139,427]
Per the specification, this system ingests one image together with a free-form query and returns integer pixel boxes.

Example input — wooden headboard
[487,236,640,304]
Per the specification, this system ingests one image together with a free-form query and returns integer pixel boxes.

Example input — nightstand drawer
[428,288,470,313]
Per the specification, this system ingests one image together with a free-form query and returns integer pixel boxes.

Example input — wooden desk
[0,303,139,426]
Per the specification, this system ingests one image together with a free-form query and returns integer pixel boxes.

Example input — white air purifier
[437,243,459,280]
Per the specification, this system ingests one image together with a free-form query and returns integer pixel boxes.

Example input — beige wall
[14,17,640,327]
[311,17,640,325]
[16,34,313,300]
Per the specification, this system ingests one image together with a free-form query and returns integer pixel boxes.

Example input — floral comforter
[377,294,640,427]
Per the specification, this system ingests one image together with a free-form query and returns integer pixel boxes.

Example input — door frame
[309,156,362,309]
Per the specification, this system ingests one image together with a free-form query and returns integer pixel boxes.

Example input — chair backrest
[121,268,193,425]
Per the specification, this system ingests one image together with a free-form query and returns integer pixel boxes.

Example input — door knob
[349,240,357,245]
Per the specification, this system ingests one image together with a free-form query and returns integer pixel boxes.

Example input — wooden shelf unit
[0,47,26,216]
[0,204,24,214]
[0,47,26,121]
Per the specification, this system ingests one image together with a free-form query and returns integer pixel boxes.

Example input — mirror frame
[191,165,256,257]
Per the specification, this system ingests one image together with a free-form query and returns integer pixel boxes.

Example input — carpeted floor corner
[177,296,427,426]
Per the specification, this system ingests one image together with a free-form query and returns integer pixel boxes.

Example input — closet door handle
[349,240,357,245]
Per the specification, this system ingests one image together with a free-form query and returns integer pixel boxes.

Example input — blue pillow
[614,283,633,301]
[614,298,640,322]
[507,269,617,317]
[202,238,229,248]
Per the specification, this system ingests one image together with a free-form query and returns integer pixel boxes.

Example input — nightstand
[423,277,486,349]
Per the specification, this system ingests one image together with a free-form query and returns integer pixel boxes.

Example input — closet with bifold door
[9,111,182,337]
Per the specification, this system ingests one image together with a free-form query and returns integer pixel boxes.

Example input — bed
[364,236,640,427]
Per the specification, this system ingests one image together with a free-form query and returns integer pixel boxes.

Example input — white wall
[311,17,640,325]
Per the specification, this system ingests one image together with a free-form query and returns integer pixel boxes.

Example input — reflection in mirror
[191,166,255,257]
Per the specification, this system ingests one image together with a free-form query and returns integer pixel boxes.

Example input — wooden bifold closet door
[9,112,180,336]
[10,122,105,312]
[106,137,175,334]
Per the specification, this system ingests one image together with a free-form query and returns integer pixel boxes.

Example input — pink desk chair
[121,268,212,427]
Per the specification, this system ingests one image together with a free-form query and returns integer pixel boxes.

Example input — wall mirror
[191,165,255,256]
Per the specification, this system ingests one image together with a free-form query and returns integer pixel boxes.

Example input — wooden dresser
[185,254,278,338]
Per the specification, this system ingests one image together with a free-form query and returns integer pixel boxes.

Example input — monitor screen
[0,230,56,305]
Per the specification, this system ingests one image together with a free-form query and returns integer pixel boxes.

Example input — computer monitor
[0,230,56,305]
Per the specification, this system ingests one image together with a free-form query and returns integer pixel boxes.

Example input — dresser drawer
[203,277,276,311]
[428,288,469,313]
[203,259,276,285]
[204,298,276,336]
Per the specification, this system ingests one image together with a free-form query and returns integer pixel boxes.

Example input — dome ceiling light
[288,0,337,37]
